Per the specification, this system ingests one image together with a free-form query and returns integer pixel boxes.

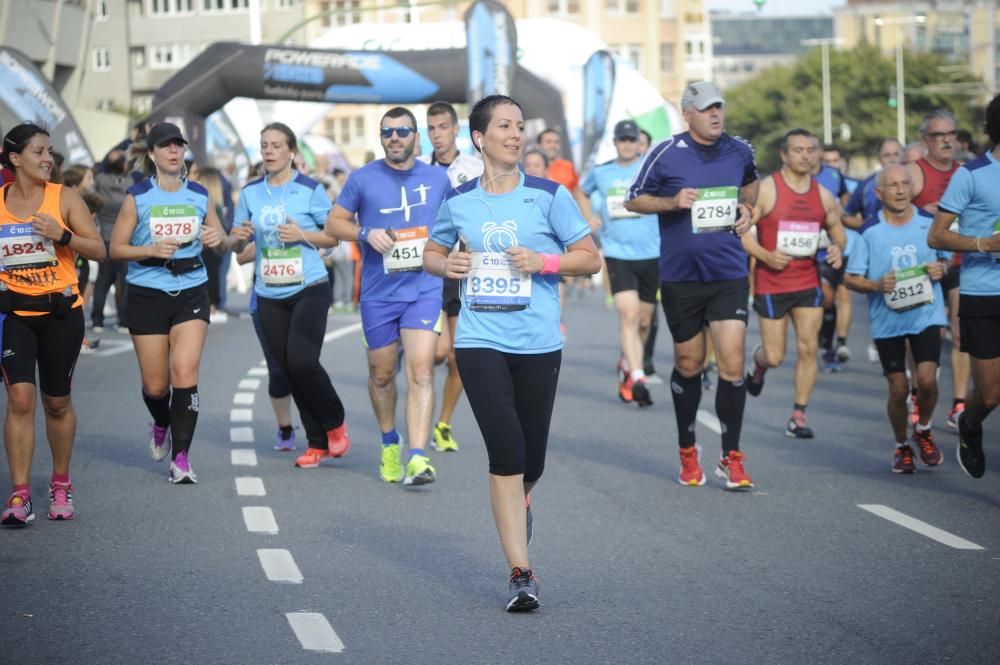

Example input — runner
[419,101,483,452]
[578,119,659,406]
[625,81,759,490]
[325,107,450,485]
[928,94,1000,478]
[743,129,846,438]
[844,138,902,229]
[536,128,578,191]
[0,122,106,526]
[845,164,947,472]
[110,123,233,483]
[521,149,548,178]
[230,122,349,469]
[423,94,600,612]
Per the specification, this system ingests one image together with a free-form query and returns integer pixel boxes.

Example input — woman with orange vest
[0,122,106,527]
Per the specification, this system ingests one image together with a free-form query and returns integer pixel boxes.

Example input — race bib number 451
[150,205,201,244]
[0,223,56,270]
[885,265,934,312]
[466,252,532,312]
[691,187,737,233]
[383,226,428,273]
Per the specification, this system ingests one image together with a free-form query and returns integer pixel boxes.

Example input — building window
[660,0,674,18]
[149,0,193,15]
[660,43,675,74]
[131,46,146,68]
[92,47,111,72]
[276,0,299,8]
[150,43,195,69]
[97,0,111,20]
[613,44,642,70]
[97,99,115,111]
[547,0,578,15]
[326,0,361,25]
[202,0,249,11]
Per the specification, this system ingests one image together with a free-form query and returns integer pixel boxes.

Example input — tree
[725,45,985,172]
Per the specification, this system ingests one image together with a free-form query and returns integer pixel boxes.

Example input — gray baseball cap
[681,81,725,111]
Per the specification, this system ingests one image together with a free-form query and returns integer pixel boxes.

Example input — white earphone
[477,136,483,150]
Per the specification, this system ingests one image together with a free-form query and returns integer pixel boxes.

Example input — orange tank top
[0,182,81,315]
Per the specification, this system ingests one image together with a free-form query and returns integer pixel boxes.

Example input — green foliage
[725,45,984,172]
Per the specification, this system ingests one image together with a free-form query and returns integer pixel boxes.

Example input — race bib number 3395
[691,187,738,233]
[466,252,532,312]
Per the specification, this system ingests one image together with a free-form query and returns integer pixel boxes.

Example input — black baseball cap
[613,120,640,141]
[146,122,188,147]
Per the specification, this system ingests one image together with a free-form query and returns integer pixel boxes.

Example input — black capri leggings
[256,282,345,448]
[251,306,290,399]
[456,348,561,482]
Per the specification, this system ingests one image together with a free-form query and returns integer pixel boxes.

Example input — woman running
[0,122,106,526]
[423,95,600,611]
[110,123,231,484]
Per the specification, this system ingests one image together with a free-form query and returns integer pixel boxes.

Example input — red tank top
[754,172,824,295]
[912,157,959,210]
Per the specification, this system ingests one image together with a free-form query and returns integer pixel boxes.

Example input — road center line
[230,427,254,443]
[238,378,261,390]
[231,449,258,466]
[242,506,279,534]
[858,504,985,550]
[235,477,266,496]
[257,549,304,583]
[323,321,363,343]
[286,612,345,653]
[233,392,256,405]
[230,408,253,422]
[697,409,722,435]
[247,367,269,377]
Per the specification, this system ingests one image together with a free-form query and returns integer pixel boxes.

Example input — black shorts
[660,278,750,344]
[442,277,461,317]
[959,294,1000,359]
[606,257,659,303]
[753,287,823,319]
[940,265,960,295]
[874,326,943,375]
[820,262,845,288]
[125,283,210,335]
[1,307,85,396]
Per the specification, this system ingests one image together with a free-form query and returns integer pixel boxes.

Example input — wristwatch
[57,229,73,246]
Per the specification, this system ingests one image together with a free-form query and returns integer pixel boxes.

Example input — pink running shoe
[149,423,171,461]
[48,482,74,520]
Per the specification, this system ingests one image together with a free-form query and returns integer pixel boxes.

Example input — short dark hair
[426,101,458,124]
[822,143,841,155]
[639,129,652,144]
[1,122,50,169]
[260,122,298,152]
[381,106,418,131]
[955,128,976,153]
[469,95,523,153]
[521,148,549,168]
[876,137,900,154]
[62,164,92,188]
[986,93,1000,146]
[780,128,813,153]
[536,128,559,144]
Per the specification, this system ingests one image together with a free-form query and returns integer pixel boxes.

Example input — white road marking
[259,359,267,366]
[323,321,363,343]
[235,477,266,496]
[242,506,278,534]
[697,409,722,434]
[87,339,135,358]
[238,378,261,390]
[248,367,269,376]
[286,612,345,653]
[230,408,253,422]
[231,449,258,466]
[233,392,256,405]
[230,427,254,443]
[257,549,303,584]
[858,504,985,550]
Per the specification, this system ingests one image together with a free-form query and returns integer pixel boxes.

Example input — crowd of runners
[1,84,998,613]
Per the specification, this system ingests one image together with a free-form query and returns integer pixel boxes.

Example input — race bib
[150,204,201,244]
[776,221,821,258]
[261,247,303,286]
[383,226,428,273]
[885,265,934,312]
[0,223,57,270]
[606,186,638,219]
[691,187,737,233]
[466,252,532,312]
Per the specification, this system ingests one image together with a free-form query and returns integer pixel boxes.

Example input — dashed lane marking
[257,549,304,584]
[286,612,345,653]
[858,504,985,550]
[323,321,363,343]
[231,449,258,466]
[239,378,261,390]
[235,477,266,496]
[230,408,253,422]
[242,506,279,534]
[696,409,722,435]
[248,367,269,377]
[230,427,254,443]
[233,392,256,405]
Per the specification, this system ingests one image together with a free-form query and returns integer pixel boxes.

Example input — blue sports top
[845,172,882,229]
[234,172,332,300]
[336,159,450,302]
[430,173,591,354]
[938,151,1000,296]
[126,177,208,291]
[581,158,659,261]
[626,131,758,282]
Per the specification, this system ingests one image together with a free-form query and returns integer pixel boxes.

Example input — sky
[707,0,845,16]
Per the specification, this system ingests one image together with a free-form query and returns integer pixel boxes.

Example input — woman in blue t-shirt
[424,95,600,613]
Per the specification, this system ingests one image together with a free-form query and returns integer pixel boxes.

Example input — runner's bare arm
[58,186,105,261]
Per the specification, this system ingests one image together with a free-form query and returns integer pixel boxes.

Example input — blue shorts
[361,298,443,349]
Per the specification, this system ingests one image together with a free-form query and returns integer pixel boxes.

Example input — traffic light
[753,0,766,8]
[888,85,898,109]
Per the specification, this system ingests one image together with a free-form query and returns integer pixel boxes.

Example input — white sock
[630,369,646,382]
[915,421,931,432]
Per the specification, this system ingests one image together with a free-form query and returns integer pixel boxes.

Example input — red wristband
[540,253,560,275]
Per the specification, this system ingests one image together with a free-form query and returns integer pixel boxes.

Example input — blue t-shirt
[336,160,449,302]
[234,172,332,300]
[581,159,659,261]
[627,132,758,282]
[429,173,590,354]
[847,207,948,339]
[126,178,208,291]
[938,151,1000,296]
[816,165,847,199]
[845,172,882,227]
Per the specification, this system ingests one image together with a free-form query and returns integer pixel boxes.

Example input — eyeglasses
[924,131,957,141]
[380,127,415,139]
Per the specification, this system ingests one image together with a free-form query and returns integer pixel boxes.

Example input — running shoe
[678,445,706,486]
[1,492,34,527]
[618,376,634,403]
[432,422,459,452]
[91,324,105,334]
[327,422,350,457]
[716,450,754,490]
[947,402,965,431]
[892,444,916,474]
[526,496,534,546]
[274,427,296,451]
[616,357,627,384]
[746,344,766,397]
[403,453,437,486]
[380,443,404,483]
[836,343,851,362]
[48,482,74,521]
[867,343,879,364]
[295,447,331,469]
[631,379,653,407]
[506,567,540,612]
[785,410,814,439]
[956,412,986,479]
[168,452,198,484]
[822,350,841,373]
[913,429,943,467]
[149,423,171,462]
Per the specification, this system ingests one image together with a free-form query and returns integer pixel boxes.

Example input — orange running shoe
[678,445,706,486]
[716,450,754,490]
[327,423,350,457]
[295,447,331,469]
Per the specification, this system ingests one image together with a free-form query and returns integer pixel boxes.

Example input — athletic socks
[279,424,294,441]
[716,377,747,455]
[142,390,171,428]
[382,429,400,446]
[670,368,702,447]
[51,472,70,484]
[409,449,426,460]
[794,403,807,413]
[820,306,836,351]
[170,385,199,458]
[630,369,646,382]
[13,483,30,496]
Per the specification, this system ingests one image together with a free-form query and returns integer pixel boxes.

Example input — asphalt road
[1,287,997,665]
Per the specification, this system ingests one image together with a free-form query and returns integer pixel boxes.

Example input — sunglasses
[380,127,415,139]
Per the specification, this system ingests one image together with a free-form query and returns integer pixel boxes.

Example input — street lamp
[874,14,927,145]
[801,38,844,145]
